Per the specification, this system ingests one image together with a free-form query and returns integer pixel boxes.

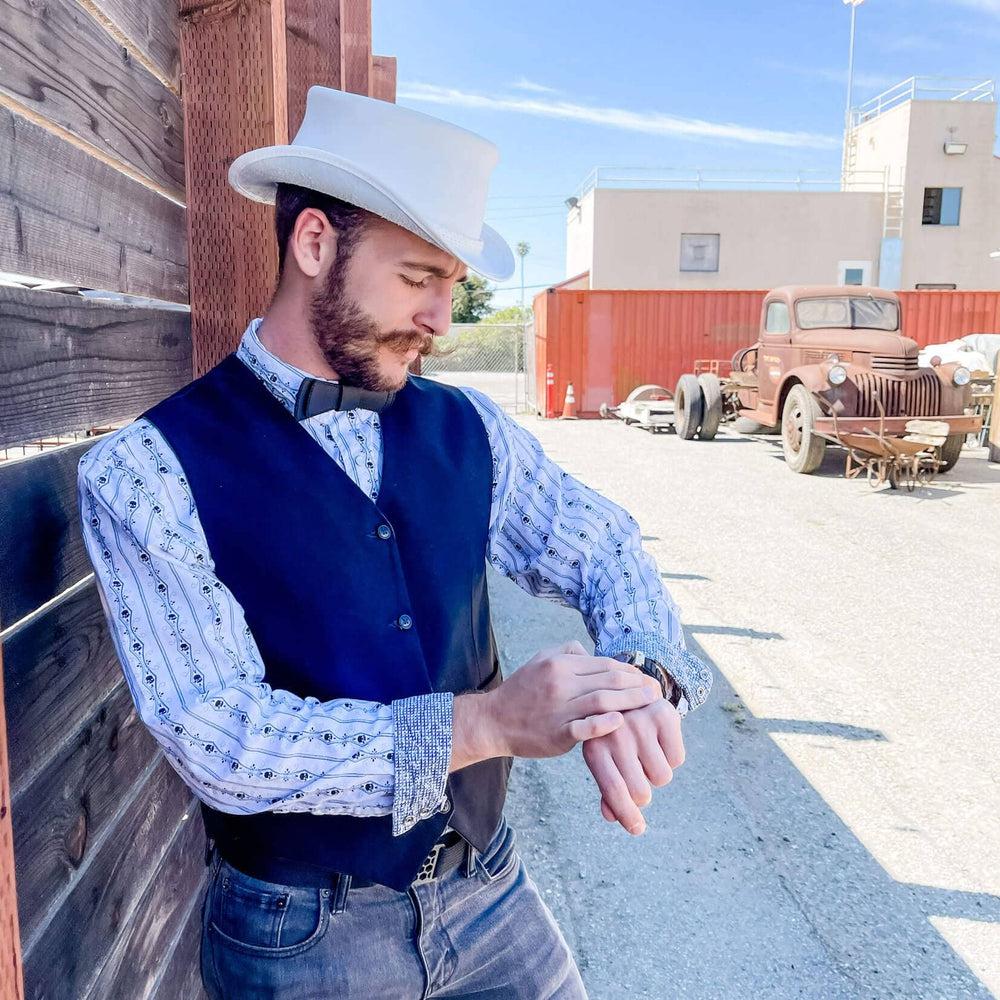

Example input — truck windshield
[795,297,899,331]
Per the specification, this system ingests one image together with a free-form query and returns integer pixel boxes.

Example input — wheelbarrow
[828,398,950,491]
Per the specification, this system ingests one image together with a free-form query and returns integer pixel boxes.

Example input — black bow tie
[293,378,397,420]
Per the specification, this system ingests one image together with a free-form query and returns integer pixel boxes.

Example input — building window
[838,260,872,286]
[915,283,957,290]
[765,302,790,334]
[680,233,720,272]
[922,187,962,226]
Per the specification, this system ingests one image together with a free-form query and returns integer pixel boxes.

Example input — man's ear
[289,208,337,279]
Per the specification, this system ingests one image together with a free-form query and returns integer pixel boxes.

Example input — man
[79,87,712,998]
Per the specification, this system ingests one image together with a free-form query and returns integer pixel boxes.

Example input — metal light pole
[516,242,530,315]
[515,242,530,413]
[842,0,866,186]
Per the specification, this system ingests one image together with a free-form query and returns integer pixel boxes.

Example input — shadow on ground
[488,569,995,1000]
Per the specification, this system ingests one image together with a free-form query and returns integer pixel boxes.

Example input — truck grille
[872,354,918,372]
[855,371,941,417]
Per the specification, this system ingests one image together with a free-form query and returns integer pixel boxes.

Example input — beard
[309,261,434,392]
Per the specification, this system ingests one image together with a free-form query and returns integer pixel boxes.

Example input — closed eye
[401,275,430,289]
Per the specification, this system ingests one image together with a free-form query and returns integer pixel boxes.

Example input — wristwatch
[620,650,685,711]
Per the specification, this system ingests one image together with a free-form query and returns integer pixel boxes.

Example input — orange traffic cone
[560,382,579,419]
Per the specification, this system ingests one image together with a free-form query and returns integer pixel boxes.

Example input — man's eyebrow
[400,260,469,282]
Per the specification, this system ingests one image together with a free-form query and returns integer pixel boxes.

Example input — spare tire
[697,373,723,440]
[674,374,704,440]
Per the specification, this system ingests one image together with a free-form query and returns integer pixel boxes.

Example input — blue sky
[374,0,1000,310]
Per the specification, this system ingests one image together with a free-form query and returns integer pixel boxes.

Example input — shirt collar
[236,318,386,423]
[236,318,308,415]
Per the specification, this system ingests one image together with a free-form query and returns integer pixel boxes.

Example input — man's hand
[450,640,658,772]
[582,691,685,835]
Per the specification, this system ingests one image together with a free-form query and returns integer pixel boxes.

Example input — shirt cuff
[391,693,454,837]
[600,633,713,717]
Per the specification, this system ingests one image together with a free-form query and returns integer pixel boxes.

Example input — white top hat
[228,87,515,281]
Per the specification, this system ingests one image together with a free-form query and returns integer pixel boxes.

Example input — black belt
[213,829,469,891]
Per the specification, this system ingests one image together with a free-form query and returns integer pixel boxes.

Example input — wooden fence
[0,1,394,995]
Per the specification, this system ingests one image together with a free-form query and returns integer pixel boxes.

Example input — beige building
[565,78,1000,292]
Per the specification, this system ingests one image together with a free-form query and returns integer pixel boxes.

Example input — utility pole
[516,242,530,317]
[515,242,530,413]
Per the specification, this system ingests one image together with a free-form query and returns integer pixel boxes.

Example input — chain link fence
[421,322,536,414]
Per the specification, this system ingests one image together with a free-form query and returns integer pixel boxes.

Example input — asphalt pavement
[491,415,1000,1000]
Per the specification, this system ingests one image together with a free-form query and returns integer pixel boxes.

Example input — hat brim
[229,146,516,282]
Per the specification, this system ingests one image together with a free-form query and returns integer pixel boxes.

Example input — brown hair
[273,184,372,279]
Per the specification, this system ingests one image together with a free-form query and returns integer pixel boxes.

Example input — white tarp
[917,337,997,374]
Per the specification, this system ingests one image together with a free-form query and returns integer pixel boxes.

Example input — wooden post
[178,0,393,375]
[0,644,25,1000]
[178,0,289,376]
[340,0,372,95]
[371,56,397,103]
[285,0,344,136]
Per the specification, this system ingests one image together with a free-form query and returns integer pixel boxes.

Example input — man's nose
[414,286,454,337]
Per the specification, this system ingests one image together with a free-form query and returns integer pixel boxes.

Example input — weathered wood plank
[341,0,372,95]
[149,892,211,1000]
[21,758,200,999]
[12,681,160,943]
[0,106,188,302]
[87,0,182,92]
[0,438,99,628]
[83,800,207,1000]
[371,55,397,103]
[0,0,185,196]
[0,286,191,450]
[0,644,25,1000]
[2,583,124,796]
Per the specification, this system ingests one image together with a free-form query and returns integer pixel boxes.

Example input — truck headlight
[828,365,848,386]
[953,366,971,386]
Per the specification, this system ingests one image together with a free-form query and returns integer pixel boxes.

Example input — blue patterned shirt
[78,319,712,836]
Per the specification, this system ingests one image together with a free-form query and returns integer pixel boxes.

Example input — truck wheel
[674,374,704,440]
[938,433,965,472]
[781,385,827,474]
[697,374,723,440]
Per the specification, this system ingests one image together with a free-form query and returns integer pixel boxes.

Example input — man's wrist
[617,651,683,710]
[451,692,504,772]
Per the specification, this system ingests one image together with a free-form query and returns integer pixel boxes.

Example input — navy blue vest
[143,354,510,890]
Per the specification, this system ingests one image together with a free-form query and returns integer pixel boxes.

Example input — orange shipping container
[533,288,1000,417]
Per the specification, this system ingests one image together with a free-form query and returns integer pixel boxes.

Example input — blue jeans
[200,817,587,999]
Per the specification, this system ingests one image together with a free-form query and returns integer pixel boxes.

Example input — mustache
[376,330,435,356]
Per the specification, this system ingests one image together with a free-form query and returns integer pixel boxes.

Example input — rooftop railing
[572,166,890,202]
[852,76,995,126]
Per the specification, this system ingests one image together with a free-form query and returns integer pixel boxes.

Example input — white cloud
[397,82,839,150]
[511,77,559,94]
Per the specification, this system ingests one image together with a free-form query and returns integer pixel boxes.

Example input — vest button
[376,524,392,540]
[397,614,413,630]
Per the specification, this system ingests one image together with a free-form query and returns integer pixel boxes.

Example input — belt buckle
[413,841,445,886]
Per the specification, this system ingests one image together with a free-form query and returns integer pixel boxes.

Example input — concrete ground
[489,415,1000,1000]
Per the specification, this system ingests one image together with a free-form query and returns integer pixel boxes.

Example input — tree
[451,274,493,323]
[481,304,531,325]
